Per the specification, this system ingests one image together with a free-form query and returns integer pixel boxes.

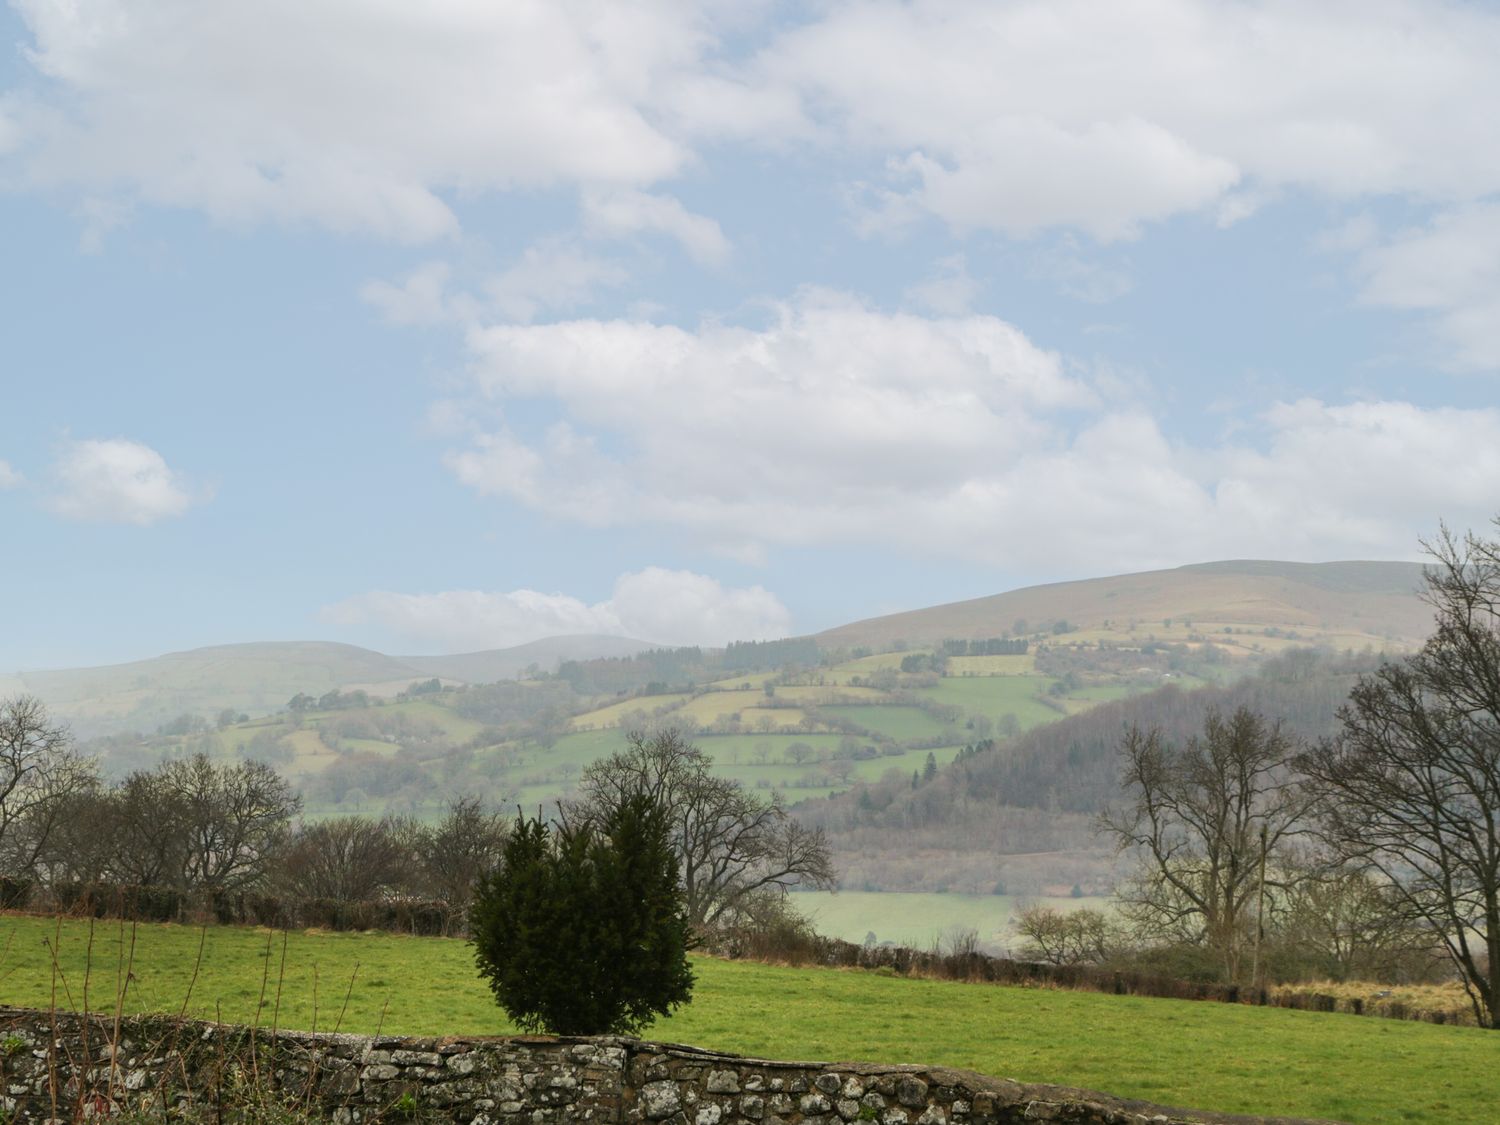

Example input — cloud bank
[443,293,1500,572]
[322,567,792,652]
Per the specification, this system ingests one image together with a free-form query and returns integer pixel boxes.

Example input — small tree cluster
[470,794,693,1035]
[573,728,835,930]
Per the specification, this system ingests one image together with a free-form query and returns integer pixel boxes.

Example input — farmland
[0,913,1489,1125]
[93,638,1170,818]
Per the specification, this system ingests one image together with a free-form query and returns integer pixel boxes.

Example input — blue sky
[3,0,1499,670]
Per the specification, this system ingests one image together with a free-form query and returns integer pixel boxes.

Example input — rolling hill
[398,634,656,683]
[5,558,1435,743]
[813,559,1432,652]
[1,636,658,737]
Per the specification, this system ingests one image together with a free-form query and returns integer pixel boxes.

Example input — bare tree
[0,696,98,876]
[109,767,190,887]
[1099,707,1316,981]
[1012,903,1118,966]
[574,728,836,928]
[1298,521,1500,1027]
[154,754,299,890]
[416,796,510,911]
[277,816,413,901]
[1277,864,1437,983]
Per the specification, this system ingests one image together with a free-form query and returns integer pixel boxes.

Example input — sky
[3,0,1500,670]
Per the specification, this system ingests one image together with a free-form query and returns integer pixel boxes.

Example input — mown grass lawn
[0,914,1493,1125]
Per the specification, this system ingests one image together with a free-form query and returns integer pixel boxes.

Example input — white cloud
[6,0,718,239]
[360,262,467,327]
[441,293,1500,572]
[17,1,1500,249]
[1355,204,1500,371]
[322,567,791,651]
[447,291,1092,541]
[362,244,630,327]
[0,460,22,489]
[48,438,196,525]
[485,242,631,323]
[749,0,1500,238]
[581,188,731,266]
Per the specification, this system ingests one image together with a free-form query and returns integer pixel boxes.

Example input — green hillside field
[0,914,1487,1125]
[108,644,1112,816]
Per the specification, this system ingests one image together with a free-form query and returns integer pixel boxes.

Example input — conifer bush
[469,793,694,1035]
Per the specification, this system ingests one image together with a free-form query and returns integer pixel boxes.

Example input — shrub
[469,794,693,1035]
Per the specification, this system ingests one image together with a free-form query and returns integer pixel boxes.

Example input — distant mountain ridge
[399,635,658,683]
[2,559,1435,738]
[0,635,658,738]
[813,559,1433,651]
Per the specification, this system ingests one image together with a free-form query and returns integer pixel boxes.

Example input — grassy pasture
[569,693,691,730]
[824,652,907,683]
[790,891,1105,949]
[0,914,1490,1125]
[944,654,1035,676]
[671,690,774,724]
[821,704,956,741]
[917,676,1062,730]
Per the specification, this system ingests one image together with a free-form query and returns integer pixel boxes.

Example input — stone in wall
[0,1006,1344,1125]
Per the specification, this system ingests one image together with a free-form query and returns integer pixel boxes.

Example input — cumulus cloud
[446,291,1092,544]
[440,293,1500,572]
[0,460,23,489]
[5,0,722,239]
[1355,204,1500,371]
[581,188,731,266]
[321,567,791,652]
[48,438,196,525]
[749,0,1500,238]
[13,1,1500,249]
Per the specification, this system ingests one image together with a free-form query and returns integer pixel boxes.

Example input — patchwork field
[77,626,1237,819]
[0,914,1488,1125]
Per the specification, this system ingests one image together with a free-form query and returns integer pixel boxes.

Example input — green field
[0,915,1490,1124]
[791,891,1106,948]
[821,704,956,741]
[918,676,1062,729]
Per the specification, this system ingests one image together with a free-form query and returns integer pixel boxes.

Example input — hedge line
[701,927,1476,1027]
[0,878,457,936]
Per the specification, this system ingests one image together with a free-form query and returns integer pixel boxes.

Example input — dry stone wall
[0,1006,1340,1125]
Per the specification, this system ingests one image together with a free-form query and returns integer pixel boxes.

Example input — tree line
[0,699,833,938]
[1034,521,1500,1030]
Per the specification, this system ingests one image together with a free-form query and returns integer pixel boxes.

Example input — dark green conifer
[469,794,693,1035]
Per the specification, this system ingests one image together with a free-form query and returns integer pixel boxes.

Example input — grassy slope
[814,560,1432,652]
[0,914,1488,1125]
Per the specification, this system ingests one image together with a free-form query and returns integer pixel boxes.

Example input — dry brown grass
[1277,978,1474,1020]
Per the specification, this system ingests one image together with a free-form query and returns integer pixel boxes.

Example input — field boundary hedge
[699,927,1476,1027]
[0,878,457,936]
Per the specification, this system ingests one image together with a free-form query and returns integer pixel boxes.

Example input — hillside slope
[814,560,1431,652]
[1,642,428,737]
[797,648,1386,894]
[398,634,657,683]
